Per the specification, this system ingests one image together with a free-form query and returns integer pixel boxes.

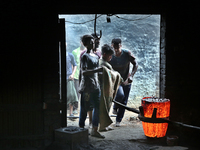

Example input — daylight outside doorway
[59,14,160,108]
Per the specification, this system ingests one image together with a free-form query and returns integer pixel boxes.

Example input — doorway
[58,14,161,109]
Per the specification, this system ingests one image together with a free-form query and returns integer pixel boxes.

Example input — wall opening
[59,14,161,108]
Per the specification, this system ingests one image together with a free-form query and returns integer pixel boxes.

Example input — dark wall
[165,5,200,145]
[1,1,61,146]
[1,0,200,147]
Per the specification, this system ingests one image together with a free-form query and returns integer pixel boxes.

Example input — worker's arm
[127,51,138,83]
[82,67,103,76]
[128,58,138,83]
[69,65,77,80]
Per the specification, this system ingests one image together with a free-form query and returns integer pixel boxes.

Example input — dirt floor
[4,104,199,150]
[56,104,198,150]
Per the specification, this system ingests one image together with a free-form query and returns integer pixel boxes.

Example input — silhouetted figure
[79,35,104,138]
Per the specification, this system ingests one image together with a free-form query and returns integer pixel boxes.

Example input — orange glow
[142,97,170,138]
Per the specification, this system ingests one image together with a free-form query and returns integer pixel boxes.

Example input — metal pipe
[113,100,200,130]
[113,100,140,114]
[67,115,117,119]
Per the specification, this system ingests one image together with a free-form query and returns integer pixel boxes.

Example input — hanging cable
[94,14,102,39]
[64,14,152,24]
[64,14,103,24]
[94,14,97,36]
[113,14,152,21]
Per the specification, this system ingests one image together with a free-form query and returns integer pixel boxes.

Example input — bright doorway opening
[59,14,161,108]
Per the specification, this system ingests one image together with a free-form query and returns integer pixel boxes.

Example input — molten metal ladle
[113,100,200,130]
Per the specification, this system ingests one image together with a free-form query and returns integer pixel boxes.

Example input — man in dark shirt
[109,38,138,127]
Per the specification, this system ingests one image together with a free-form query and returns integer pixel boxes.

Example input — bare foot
[91,130,105,138]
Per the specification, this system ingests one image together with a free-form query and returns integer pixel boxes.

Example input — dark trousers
[79,89,101,127]
[113,84,131,122]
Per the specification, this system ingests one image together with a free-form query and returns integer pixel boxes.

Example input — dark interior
[1,1,200,149]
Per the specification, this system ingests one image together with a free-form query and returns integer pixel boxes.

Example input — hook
[94,14,102,39]
[94,14,97,37]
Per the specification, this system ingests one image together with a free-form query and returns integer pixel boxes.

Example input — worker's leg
[116,84,131,123]
[79,92,88,128]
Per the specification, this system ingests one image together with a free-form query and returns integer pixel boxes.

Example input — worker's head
[111,38,122,50]
[101,44,114,62]
[82,35,94,50]
[91,33,100,50]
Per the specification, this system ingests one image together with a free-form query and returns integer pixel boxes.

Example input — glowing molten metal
[141,97,170,138]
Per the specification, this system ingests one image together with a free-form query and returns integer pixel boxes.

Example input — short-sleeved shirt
[79,53,100,93]
[80,49,101,60]
[108,49,135,81]
[66,52,77,79]
[72,47,86,80]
